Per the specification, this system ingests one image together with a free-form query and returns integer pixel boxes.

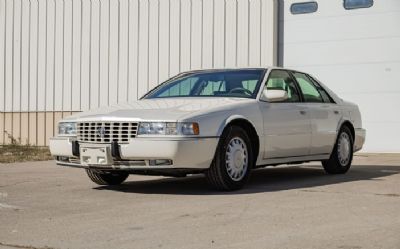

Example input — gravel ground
[0,154,399,249]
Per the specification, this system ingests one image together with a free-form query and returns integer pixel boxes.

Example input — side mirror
[260,89,288,102]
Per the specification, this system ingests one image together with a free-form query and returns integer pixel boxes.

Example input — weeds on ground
[0,131,53,163]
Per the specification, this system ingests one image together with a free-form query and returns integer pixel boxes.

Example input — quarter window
[265,70,301,102]
[293,72,324,103]
[344,0,373,10]
[290,2,318,15]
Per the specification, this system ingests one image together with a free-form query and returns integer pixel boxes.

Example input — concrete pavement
[0,154,399,249]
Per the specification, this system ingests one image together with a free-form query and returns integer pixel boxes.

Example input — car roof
[179,66,309,74]
[180,67,266,74]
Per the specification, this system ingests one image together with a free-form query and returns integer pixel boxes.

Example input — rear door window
[293,72,324,103]
[307,75,336,103]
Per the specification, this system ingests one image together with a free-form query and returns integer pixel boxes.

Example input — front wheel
[206,126,253,191]
[86,169,129,185]
[322,126,354,174]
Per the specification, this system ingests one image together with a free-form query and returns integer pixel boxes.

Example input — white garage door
[280,0,400,152]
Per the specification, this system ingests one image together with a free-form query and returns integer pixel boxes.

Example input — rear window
[290,2,318,15]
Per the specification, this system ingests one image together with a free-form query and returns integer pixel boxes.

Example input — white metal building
[1,0,399,152]
[0,0,277,146]
[280,0,400,152]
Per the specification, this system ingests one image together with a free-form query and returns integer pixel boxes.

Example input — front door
[260,70,312,159]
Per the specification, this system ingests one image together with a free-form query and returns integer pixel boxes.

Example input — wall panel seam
[117,0,120,102]
[19,0,23,114]
[61,0,65,112]
[52,0,56,112]
[126,0,129,102]
[88,0,92,108]
[3,0,7,142]
[11,0,15,136]
[44,0,47,112]
[98,0,101,107]
[79,0,83,110]
[107,0,110,105]
[70,0,73,111]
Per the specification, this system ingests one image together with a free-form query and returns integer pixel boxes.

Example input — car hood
[63,97,254,122]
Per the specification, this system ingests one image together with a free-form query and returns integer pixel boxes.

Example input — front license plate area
[80,146,113,166]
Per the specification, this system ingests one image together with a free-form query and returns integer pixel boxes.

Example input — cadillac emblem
[96,127,106,138]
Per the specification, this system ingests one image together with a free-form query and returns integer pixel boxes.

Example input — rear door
[260,70,312,158]
[292,71,340,155]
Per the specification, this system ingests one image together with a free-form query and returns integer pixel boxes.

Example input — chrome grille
[77,122,138,144]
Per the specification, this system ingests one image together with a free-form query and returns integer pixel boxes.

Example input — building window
[344,0,373,10]
[290,2,318,15]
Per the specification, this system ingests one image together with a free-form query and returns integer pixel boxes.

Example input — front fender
[216,115,258,136]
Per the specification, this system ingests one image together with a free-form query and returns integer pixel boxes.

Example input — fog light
[57,156,69,162]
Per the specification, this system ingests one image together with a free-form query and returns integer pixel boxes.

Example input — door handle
[334,110,339,114]
[299,110,307,115]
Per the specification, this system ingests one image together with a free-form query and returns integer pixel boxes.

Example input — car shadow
[93,164,400,195]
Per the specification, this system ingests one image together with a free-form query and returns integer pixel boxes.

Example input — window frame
[306,74,336,104]
[290,1,318,15]
[343,0,374,10]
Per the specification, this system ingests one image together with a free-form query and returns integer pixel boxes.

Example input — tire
[206,126,254,191]
[322,126,354,174]
[86,169,129,185]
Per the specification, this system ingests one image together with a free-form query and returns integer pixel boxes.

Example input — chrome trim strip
[55,161,176,170]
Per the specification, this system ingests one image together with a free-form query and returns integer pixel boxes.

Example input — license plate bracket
[80,146,113,166]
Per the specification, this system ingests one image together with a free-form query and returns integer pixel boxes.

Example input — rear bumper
[354,128,366,152]
[50,136,219,170]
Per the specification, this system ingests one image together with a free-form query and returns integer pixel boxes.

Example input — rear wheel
[322,126,354,174]
[86,169,129,185]
[206,126,253,191]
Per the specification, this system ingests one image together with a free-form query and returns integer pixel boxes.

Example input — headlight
[58,122,77,136]
[138,122,199,135]
[138,122,167,135]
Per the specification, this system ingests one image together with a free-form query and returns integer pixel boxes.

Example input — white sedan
[50,67,366,190]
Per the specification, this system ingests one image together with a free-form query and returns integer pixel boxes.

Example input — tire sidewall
[215,126,253,189]
[335,126,354,168]
[86,169,129,185]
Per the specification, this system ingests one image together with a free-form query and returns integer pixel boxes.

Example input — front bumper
[354,128,366,152]
[49,136,219,170]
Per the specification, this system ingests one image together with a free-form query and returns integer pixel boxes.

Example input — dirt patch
[0,145,53,164]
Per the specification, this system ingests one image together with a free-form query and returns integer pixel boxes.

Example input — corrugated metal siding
[0,0,278,113]
[0,112,78,145]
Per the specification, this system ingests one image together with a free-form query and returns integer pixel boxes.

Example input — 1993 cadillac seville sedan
[50,67,366,190]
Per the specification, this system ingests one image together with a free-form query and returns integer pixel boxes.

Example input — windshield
[144,69,266,99]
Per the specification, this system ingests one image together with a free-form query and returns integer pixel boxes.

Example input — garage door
[280,0,400,152]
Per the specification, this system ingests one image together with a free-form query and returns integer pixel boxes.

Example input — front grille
[77,122,139,144]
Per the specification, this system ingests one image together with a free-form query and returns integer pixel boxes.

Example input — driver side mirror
[260,89,288,102]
